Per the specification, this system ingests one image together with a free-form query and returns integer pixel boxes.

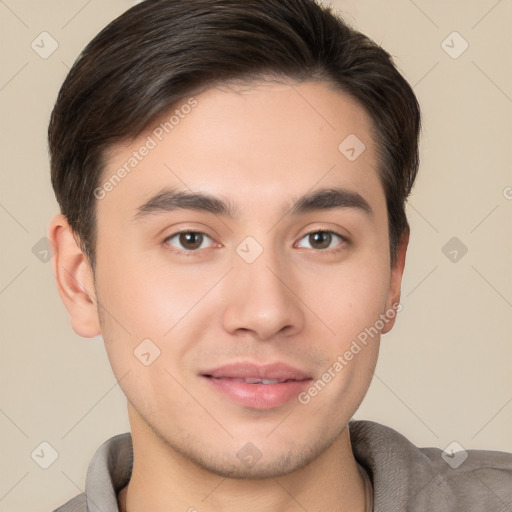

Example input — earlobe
[47,214,101,338]
[381,230,409,334]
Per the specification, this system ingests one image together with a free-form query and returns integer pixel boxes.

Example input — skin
[49,80,408,512]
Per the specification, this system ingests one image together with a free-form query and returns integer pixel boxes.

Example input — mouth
[200,361,313,410]
[205,376,299,385]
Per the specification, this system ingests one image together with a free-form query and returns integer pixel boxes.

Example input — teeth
[244,377,263,384]
[225,377,282,384]
[213,377,286,384]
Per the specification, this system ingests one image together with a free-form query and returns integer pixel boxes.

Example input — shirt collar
[82,419,437,512]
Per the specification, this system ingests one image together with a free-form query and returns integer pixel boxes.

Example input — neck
[119,404,368,512]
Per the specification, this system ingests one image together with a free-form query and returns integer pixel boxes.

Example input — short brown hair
[49,0,421,271]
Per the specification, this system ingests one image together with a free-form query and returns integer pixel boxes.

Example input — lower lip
[203,376,312,410]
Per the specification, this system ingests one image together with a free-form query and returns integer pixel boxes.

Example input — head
[48,0,420,479]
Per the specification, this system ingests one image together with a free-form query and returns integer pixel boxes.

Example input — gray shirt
[53,419,512,512]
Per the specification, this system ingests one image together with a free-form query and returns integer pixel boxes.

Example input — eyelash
[163,229,349,255]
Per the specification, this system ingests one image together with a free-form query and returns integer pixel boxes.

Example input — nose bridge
[239,246,288,299]
[222,235,304,339]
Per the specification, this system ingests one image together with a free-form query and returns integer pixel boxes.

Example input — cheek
[303,256,390,342]
[305,263,387,408]
[95,254,220,388]
[95,245,194,336]
[95,266,192,410]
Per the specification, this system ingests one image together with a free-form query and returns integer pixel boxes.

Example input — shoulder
[419,441,512,509]
[349,419,512,511]
[53,492,87,512]
[52,432,132,512]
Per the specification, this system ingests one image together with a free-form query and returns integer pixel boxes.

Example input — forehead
[98,80,384,222]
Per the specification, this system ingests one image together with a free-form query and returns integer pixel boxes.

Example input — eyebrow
[132,186,373,222]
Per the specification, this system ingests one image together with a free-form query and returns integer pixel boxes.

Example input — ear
[381,230,409,334]
[47,214,101,338]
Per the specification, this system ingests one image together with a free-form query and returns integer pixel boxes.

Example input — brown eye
[309,231,332,249]
[165,231,213,252]
[296,230,347,251]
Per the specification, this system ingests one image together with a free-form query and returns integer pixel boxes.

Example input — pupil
[180,232,202,249]
[311,231,331,249]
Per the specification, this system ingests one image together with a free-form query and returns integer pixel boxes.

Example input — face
[87,80,404,478]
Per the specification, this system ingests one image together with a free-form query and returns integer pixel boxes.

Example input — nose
[221,248,305,341]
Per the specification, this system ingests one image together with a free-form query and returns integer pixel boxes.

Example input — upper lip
[201,361,312,381]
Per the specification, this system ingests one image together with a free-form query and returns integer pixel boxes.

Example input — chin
[193,448,317,480]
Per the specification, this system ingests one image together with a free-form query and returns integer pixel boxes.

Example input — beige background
[1,0,511,511]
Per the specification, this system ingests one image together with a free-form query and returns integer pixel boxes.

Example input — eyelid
[163,229,219,254]
[295,229,349,251]
[163,227,349,256]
